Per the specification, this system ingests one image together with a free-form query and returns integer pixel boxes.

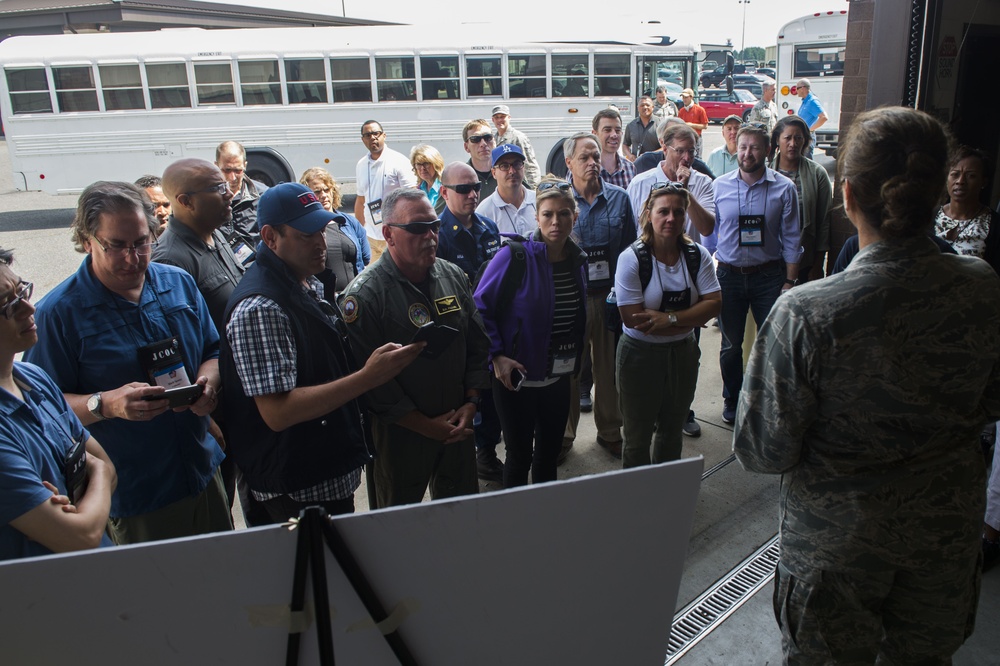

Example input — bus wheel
[546,142,568,179]
[246,152,293,187]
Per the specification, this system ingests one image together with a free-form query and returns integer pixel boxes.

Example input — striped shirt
[548,258,584,373]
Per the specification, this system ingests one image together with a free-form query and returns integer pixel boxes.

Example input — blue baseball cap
[491,143,525,168]
[256,182,337,233]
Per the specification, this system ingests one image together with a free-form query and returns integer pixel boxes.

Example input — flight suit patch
[434,295,461,315]
[408,303,431,326]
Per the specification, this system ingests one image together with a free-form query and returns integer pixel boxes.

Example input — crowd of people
[2,94,1000,663]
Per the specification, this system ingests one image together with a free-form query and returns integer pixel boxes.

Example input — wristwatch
[464,396,481,409]
[784,278,798,287]
[87,392,107,421]
[668,313,679,326]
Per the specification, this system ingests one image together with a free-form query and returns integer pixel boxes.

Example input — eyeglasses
[443,182,482,195]
[362,130,384,139]
[312,187,331,196]
[493,160,525,173]
[536,181,572,193]
[740,122,767,130]
[386,220,442,234]
[2,281,33,319]
[666,145,696,158]
[185,182,230,197]
[467,133,494,144]
[414,162,433,169]
[91,235,156,258]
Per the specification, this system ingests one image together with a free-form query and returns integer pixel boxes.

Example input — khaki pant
[565,292,622,443]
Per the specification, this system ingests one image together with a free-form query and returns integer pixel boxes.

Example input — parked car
[757,67,776,79]
[699,66,728,89]
[696,88,758,123]
[734,82,764,99]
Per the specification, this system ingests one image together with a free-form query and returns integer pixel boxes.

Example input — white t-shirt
[626,166,715,245]
[355,147,417,240]
[614,242,719,343]
[476,188,537,237]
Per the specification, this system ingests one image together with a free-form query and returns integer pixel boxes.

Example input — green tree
[737,47,765,64]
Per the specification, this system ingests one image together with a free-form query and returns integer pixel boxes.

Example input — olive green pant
[615,333,699,468]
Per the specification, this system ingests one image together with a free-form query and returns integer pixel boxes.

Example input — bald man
[153,158,244,332]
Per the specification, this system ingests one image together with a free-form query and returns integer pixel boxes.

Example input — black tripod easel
[285,506,419,666]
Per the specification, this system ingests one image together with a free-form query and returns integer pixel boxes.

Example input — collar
[165,215,213,248]
[72,255,170,308]
[0,364,34,417]
[734,167,775,187]
[441,207,480,233]
[567,173,607,202]
[376,246,440,286]
[849,236,939,270]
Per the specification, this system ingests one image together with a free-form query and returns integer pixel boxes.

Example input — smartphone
[510,368,525,391]
[141,384,204,408]
[410,322,460,360]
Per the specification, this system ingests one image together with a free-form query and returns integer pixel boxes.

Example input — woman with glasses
[474,176,586,487]
[768,115,833,282]
[409,144,446,213]
[614,183,720,467]
[0,247,118,561]
[735,107,1000,664]
[300,167,370,294]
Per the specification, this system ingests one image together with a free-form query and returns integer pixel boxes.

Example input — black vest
[219,244,371,493]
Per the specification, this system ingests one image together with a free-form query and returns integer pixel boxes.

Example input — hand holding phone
[141,384,204,408]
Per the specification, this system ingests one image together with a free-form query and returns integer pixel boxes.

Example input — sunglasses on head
[740,122,767,130]
[443,182,482,195]
[467,133,494,144]
[536,181,572,193]
[387,220,442,234]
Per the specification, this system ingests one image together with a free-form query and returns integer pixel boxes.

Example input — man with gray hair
[748,81,779,134]
[341,188,491,508]
[562,133,635,461]
[795,78,828,158]
[216,140,267,265]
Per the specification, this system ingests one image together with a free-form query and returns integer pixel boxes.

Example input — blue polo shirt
[436,208,502,281]
[797,92,826,129]
[23,258,224,518]
[0,362,113,561]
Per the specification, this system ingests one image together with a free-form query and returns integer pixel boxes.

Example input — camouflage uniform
[734,236,1000,664]
[748,98,778,135]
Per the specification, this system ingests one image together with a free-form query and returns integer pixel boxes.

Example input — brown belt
[717,260,781,275]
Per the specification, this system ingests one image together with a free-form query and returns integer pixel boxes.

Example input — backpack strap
[493,239,527,317]
[680,240,701,285]
[630,239,654,292]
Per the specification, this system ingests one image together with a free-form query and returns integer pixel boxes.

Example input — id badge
[659,288,692,313]
[368,199,384,227]
[138,336,191,388]
[585,245,611,282]
[550,340,578,376]
[63,433,88,505]
[231,241,255,267]
[739,214,764,247]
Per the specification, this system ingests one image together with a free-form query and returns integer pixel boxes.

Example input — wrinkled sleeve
[733,293,819,473]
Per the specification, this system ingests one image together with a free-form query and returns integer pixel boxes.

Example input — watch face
[88,393,101,415]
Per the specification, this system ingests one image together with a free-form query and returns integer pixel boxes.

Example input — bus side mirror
[725,76,734,95]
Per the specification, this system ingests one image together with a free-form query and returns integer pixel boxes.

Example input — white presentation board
[0,458,703,666]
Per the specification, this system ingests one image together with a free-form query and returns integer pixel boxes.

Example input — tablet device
[141,384,204,408]
[410,322,460,360]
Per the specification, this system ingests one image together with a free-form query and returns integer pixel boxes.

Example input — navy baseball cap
[491,143,525,168]
[256,182,336,233]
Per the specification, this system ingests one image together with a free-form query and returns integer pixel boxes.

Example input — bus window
[194,63,235,106]
[375,56,416,102]
[552,54,588,97]
[239,60,282,105]
[5,68,52,114]
[465,56,501,97]
[53,66,98,112]
[508,54,546,99]
[330,58,372,103]
[286,59,327,104]
[99,64,144,111]
[594,53,629,97]
[794,45,845,78]
[146,63,191,109]
[420,55,459,100]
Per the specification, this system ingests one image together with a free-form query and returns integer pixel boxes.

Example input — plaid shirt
[227,278,361,502]
[600,154,636,189]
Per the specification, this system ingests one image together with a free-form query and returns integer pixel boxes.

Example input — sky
[226,0,849,52]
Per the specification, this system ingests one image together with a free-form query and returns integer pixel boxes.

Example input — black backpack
[605,239,702,331]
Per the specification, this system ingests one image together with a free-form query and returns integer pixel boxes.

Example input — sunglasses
[443,182,482,195]
[650,181,686,194]
[467,133,494,144]
[740,122,768,130]
[536,181,572,193]
[2,281,33,319]
[386,220,442,234]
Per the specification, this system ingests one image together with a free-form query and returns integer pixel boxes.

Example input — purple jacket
[474,232,587,381]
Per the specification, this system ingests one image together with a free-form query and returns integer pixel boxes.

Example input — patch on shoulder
[408,302,431,327]
[342,296,360,323]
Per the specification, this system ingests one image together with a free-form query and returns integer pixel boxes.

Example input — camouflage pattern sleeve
[733,292,818,473]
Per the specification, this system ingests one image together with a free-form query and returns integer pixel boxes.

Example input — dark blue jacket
[436,208,501,282]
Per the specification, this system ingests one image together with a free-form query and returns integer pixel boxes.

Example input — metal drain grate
[664,534,781,664]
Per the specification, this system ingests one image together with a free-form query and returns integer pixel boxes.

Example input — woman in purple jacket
[474,176,587,487]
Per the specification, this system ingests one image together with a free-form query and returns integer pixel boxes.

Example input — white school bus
[775,10,848,156]
[0,23,697,193]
